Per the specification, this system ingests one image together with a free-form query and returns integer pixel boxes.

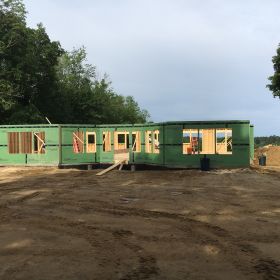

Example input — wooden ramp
[96,160,126,176]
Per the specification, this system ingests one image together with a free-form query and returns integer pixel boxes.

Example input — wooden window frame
[7,132,20,154]
[103,131,111,152]
[86,132,96,153]
[145,131,152,153]
[153,130,160,154]
[73,131,84,154]
[20,132,33,154]
[182,129,199,155]
[33,132,46,154]
[132,131,141,153]
[199,129,215,155]
[183,128,233,155]
[114,131,129,151]
[8,131,46,155]
[216,129,232,155]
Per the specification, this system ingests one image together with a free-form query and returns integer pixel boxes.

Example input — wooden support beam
[118,163,124,171]
[96,160,126,176]
[73,133,84,144]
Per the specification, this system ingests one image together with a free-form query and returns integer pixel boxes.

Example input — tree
[267,44,280,97]
[0,0,27,111]
[0,0,26,20]
[0,0,63,123]
[255,136,280,147]
[55,48,150,124]
[0,0,150,124]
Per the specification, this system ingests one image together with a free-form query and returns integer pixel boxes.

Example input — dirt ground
[255,146,280,166]
[0,166,280,280]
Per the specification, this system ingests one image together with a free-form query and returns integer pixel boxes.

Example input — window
[182,129,199,154]
[126,134,129,149]
[183,128,233,155]
[8,132,20,154]
[132,131,141,152]
[199,129,215,154]
[73,131,84,153]
[154,130,160,154]
[216,129,232,154]
[114,132,130,151]
[86,132,96,153]
[33,132,45,154]
[145,131,152,153]
[20,132,33,154]
[8,131,46,155]
[118,134,125,145]
[103,131,111,152]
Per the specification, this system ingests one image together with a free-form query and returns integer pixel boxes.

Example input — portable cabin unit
[0,120,254,168]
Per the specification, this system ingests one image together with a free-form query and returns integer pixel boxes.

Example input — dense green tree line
[255,136,280,147]
[0,0,149,124]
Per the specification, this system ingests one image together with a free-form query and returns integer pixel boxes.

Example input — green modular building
[0,120,254,168]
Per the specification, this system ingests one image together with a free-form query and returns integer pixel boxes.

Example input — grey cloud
[24,0,280,135]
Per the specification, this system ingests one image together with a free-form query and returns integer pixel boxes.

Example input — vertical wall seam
[58,125,62,166]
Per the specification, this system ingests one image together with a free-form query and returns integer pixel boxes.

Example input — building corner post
[58,125,62,167]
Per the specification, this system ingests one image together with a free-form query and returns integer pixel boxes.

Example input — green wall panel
[61,126,97,165]
[250,126,254,161]
[0,126,59,165]
[0,121,253,168]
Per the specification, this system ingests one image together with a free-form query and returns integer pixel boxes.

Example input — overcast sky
[24,0,280,136]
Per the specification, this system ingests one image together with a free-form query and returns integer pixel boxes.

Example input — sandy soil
[255,146,280,166]
[0,166,280,280]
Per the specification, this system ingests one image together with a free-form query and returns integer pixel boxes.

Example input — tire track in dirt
[0,191,41,209]
[5,196,267,279]
[4,212,159,280]
[1,167,280,279]
[1,184,278,280]
[45,196,280,280]
[255,258,280,280]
